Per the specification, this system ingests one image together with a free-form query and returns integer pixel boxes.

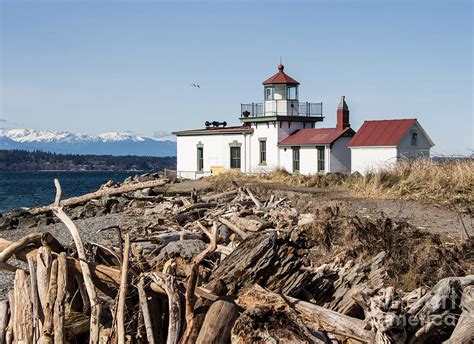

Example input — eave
[173,129,253,136]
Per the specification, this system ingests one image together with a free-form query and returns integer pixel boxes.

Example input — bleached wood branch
[52,178,101,344]
[117,233,130,344]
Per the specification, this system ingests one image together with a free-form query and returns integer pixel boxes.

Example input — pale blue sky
[1,0,472,154]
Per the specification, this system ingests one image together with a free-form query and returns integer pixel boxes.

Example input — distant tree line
[0,150,176,171]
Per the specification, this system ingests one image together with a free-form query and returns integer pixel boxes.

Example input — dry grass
[207,159,473,211]
[208,168,345,190]
[347,159,474,211]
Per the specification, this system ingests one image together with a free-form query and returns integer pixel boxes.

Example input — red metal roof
[279,127,353,145]
[348,119,417,147]
[263,64,300,85]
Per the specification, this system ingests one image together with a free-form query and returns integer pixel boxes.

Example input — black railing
[241,102,323,117]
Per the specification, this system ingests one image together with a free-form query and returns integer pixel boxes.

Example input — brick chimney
[336,96,350,130]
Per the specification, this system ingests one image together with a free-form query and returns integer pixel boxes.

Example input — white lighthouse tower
[240,64,324,171]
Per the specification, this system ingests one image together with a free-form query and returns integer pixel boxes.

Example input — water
[0,171,134,214]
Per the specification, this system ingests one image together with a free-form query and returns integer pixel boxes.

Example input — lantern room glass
[287,86,298,100]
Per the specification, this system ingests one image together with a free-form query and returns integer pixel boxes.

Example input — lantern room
[262,64,300,116]
[240,64,323,121]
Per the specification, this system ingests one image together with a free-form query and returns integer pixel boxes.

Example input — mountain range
[0,129,176,157]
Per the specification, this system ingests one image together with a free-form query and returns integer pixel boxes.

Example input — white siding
[350,147,398,174]
[176,133,250,179]
[279,147,293,173]
[278,121,306,141]
[330,137,351,172]
[397,123,432,159]
[264,100,299,116]
[278,146,330,175]
[250,122,279,173]
[249,121,309,173]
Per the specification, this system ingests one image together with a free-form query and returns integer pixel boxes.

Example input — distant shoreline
[0,169,151,172]
[0,149,176,172]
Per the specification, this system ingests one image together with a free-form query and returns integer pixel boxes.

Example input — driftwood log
[195,300,239,344]
[0,300,8,344]
[235,284,375,342]
[29,178,168,215]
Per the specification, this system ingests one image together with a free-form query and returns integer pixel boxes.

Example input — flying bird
[190,83,200,88]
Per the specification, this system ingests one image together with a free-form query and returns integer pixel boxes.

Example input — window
[230,147,241,169]
[197,147,204,172]
[265,87,274,100]
[259,140,266,164]
[287,86,298,100]
[411,132,418,146]
[292,147,300,172]
[317,147,325,172]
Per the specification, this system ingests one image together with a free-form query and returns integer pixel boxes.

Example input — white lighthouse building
[173,64,354,179]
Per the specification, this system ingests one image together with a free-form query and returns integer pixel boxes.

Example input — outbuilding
[348,119,434,174]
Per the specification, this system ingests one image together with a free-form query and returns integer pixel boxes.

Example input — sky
[0,0,472,155]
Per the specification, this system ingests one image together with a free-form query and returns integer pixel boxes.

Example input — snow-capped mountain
[0,129,176,157]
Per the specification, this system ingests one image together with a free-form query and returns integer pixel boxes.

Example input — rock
[0,216,14,231]
[155,239,206,262]
[70,203,97,219]
[36,214,54,227]
[217,224,232,243]
[98,197,119,212]
[17,216,38,228]
[297,213,316,226]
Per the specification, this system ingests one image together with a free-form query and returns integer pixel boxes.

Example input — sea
[0,171,135,214]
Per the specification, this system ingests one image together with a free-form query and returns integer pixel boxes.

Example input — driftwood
[54,253,68,344]
[5,291,14,344]
[200,190,238,203]
[209,231,308,295]
[196,300,239,344]
[52,179,101,344]
[150,272,181,344]
[407,275,474,343]
[27,256,41,341]
[41,258,58,344]
[229,214,268,232]
[0,175,471,343]
[137,277,156,344]
[13,269,33,344]
[36,246,52,316]
[0,300,9,344]
[236,284,375,342]
[117,233,130,344]
[181,223,218,343]
[217,217,249,239]
[445,285,474,343]
[29,178,168,215]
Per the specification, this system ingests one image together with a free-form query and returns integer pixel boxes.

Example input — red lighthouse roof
[263,64,300,85]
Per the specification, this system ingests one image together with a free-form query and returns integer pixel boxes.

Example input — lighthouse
[173,64,358,178]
